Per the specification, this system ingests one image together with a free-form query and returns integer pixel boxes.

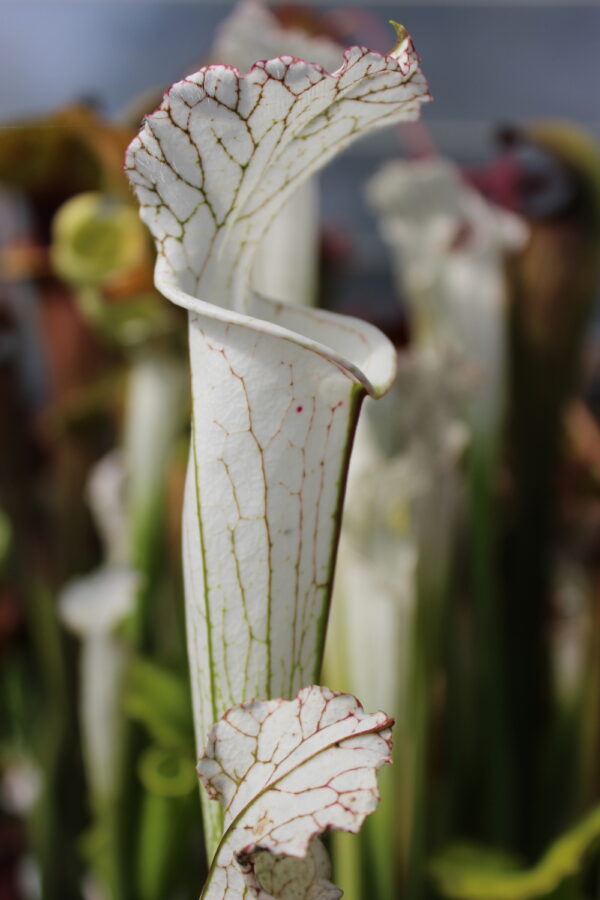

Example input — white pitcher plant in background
[325,346,470,899]
[209,0,344,307]
[58,353,187,784]
[58,453,140,811]
[366,157,528,443]
[327,346,471,716]
[366,158,529,880]
[125,20,429,875]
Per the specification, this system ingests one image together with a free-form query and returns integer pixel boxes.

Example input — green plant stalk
[580,583,600,808]
[326,547,409,900]
[331,828,364,900]
[404,577,436,900]
[105,352,187,900]
[136,747,198,900]
[441,440,512,852]
[502,165,600,852]
[443,596,476,844]
[343,538,450,900]
[122,657,206,893]
[136,790,196,900]
[28,584,87,900]
[366,764,405,899]
[329,502,456,900]
[335,739,400,900]
[0,410,88,896]
[325,561,402,900]
[468,440,513,844]
[326,604,366,900]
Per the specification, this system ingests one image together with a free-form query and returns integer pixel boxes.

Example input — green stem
[404,597,432,900]
[107,352,187,899]
[28,585,87,900]
[469,442,512,845]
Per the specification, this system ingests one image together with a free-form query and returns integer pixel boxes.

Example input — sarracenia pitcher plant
[367,158,528,845]
[125,24,429,862]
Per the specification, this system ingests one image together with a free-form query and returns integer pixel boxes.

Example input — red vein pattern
[198,685,393,899]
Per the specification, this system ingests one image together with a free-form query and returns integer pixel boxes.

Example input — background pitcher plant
[208,0,344,307]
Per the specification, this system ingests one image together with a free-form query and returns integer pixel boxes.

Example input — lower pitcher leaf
[197,685,394,899]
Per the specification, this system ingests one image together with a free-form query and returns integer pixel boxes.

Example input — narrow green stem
[106,353,187,899]
[28,585,87,900]
[469,442,512,844]
[404,600,432,900]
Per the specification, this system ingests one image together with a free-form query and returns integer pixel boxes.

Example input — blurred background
[3,0,600,314]
[1,1,600,899]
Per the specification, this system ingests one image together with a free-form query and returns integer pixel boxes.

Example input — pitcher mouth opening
[154,256,397,400]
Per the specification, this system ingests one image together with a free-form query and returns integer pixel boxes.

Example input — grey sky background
[2,2,599,136]
[2,1,599,314]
